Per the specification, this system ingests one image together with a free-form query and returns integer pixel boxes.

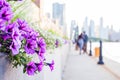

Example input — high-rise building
[89,20,95,38]
[109,25,120,41]
[73,25,79,42]
[82,17,89,36]
[102,26,109,40]
[52,3,65,26]
[99,17,109,40]
[70,20,76,40]
[52,3,67,36]
[99,17,104,39]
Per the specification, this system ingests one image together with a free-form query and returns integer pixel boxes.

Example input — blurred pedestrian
[82,31,88,53]
[77,33,84,54]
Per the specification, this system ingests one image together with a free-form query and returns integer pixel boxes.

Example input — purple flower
[0,0,9,9]
[36,62,44,72]
[37,38,46,53]
[0,0,5,7]
[55,39,59,48]
[40,47,46,54]
[2,22,18,40]
[37,38,46,60]
[11,25,21,40]
[1,32,11,40]
[0,6,13,21]
[17,19,32,40]
[5,22,16,33]
[37,50,45,61]
[0,19,5,31]
[17,19,31,32]
[47,60,54,71]
[27,31,39,40]
[26,61,37,75]
[24,39,37,54]
[10,40,21,55]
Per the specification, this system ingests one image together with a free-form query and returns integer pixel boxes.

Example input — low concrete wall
[43,43,70,80]
[60,44,70,72]
[0,53,44,80]
[0,43,70,80]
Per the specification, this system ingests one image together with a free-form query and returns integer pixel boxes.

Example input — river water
[88,42,120,63]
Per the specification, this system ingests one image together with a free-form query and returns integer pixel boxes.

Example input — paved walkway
[62,44,120,80]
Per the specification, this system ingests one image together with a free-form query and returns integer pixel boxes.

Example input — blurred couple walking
[76,31,88,55]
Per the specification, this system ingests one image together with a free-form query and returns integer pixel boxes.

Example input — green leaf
[23,66,26,73]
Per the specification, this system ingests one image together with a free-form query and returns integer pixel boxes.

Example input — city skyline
[71,17,120,41]
[43,0,120,32]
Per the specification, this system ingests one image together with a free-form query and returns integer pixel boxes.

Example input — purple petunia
[1,22,20,41]
[37,38,46,48]
[10,40,21,55]
[0,0,9,10]
[36,38,46,60]
[26,61,37,75]
[38,50,45,61]
[37,38,46,53]
[55,39,59,48]
[17,19,33,40]
[40,47,46,54]
[0,19,5,31]
[17,19,31,32]
[26,31,39,40]
[0,0,5,8]
[0,6,13,21]
[5,22,16,33]
[47,60,54,71]
[24,39,37,54]
[36,62,44,72]
[1,32,11,40]
[11,24,20,39]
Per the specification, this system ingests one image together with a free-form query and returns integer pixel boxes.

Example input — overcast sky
[43,0,120,32]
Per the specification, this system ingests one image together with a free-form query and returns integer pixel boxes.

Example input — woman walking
[77,34,84,55]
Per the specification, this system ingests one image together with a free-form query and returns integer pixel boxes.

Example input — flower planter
[0,53,44,80]
[0,53,8,80]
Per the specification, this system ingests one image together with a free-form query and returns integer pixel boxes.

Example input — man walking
[82,31,88,53]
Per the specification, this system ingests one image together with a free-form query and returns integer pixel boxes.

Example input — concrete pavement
[62,44,120,80]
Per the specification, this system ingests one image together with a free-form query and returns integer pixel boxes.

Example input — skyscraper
[82,17,89,36]
[52,3,67,36]
[89,20,95,38]
[70,20,76,40]
[99,17,103,39]
[99,17,109,40]
[52,3,65,26]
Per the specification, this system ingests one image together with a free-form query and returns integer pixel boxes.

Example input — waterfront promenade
[62,43,120,80]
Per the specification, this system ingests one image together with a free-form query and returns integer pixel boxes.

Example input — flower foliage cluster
[38,28,56,49]
[0,0,54,76]
[38,28,65,49]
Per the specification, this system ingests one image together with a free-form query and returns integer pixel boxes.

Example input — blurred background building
[82,17,89,36]
[30,0,120,41]
[52,3,67,36]
[80,17,120,41]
